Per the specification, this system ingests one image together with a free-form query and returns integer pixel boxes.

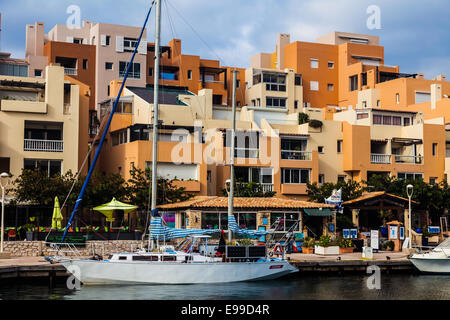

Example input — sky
[0,0,449,79]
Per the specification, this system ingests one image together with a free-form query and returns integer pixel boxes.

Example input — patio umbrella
[51,196,63,230]
[93,197,138,221]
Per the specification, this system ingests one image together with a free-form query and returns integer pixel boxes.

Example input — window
[318,146,324,153]
[373,114,382,125]
[319,174,325,184]
[73,38,83,44]
[235,167,273,185]
[361,72,367,86]
[382,115,392,125]
[349,75,358,91]
[123,37,139,52]
[337,140,343,153]
[310,81,319,91]
[398,172,424,180]
[149,68,153,77]
[107,85,110,96]
[377,100,380,107]
[133,255,157,261]
[187,70,192,80]
[236,80,240,88]
[337,175,346,182]
[119,61,140,79]
[34,69,42,77]
[106,35,111,46]
[105,62,113,70]
[362,101,367,108]
[430,177,437,185]
[415,92,431,104]
[357,113,369,119]
[396,93,400,104]
[328,61,334,69]
[432,143,438,156]
[392,116,402,126]
[403,117,411,126]
[327,83,334,91]
[0,63,28,77]
[294,101,298,109]
[262,73,286,92]
[83,59,88,70]
[282,168,310,184]
[112,130,128,146]
[310,58,319,69]
[270,213,300,232]
[295,74,302,86]
[207,170,211,183]
[24,159,62,177]
[266,97,287,108]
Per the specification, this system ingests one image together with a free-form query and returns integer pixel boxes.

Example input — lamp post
[225,179,232,243]
[406,184,413,249]
[0,172,10,253]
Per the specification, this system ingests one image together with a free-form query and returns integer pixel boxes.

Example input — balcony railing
[64,68,78,76]
[235,148,259,158]
[24,139,63,152]
[371,153,391,164]
[261,183,274,192]
[281,150,312,160]
[394,155,423,164]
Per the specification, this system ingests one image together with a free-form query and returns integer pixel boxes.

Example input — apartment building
[0,65,89,177]
[146,38,246,107]
[25,20,148,113]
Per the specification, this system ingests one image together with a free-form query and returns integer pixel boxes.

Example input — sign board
[343,229,350,239]
[399,227,405,240]
[428,226,440,234]
[362,246,373,259]
[262,218,268,225]
[370,230,379,250]
[328,224,335,232]
[389,225,398,240]
[258,226,266,242]
[350,229,358,239]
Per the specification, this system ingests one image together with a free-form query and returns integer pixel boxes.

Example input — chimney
[276,33,290,70]
[431,83,442,110]
[434,74,447,81]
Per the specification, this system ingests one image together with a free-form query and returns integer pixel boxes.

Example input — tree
[298,112,310,125]
[221,180,276,198]
[126,167,194,209]
[306,179,364,203]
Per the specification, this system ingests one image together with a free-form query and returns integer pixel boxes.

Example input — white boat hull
[61,259,298,285]
[410,248,450,274]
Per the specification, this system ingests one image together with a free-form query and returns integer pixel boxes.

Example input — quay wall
[3,240,144,257]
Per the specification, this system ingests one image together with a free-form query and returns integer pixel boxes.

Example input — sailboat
[50,0,298,285]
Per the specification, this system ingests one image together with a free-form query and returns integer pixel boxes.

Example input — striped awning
[304,208,334,217]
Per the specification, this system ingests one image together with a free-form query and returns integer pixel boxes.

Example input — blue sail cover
[228,214,270,237]
[149,216,221,240]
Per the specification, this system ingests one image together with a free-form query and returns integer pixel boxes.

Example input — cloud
[0,0,449,77]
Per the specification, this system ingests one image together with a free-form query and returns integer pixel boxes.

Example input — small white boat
[55,236,298,285]
[409,238,450,274]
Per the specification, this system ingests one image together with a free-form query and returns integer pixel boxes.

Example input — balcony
[235,148,259,158]
[261,183,273,192]
[281,150,312,161]
[24,139,63,152]
[64,68,78,76]
[371,153,391,164]
[394,155,423,164]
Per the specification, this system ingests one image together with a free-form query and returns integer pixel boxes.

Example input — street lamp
[0,172,10,253]
[406,184,413,249]
[225,179,231,195]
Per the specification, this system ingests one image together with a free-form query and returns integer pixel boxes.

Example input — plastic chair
[7,229,17,241]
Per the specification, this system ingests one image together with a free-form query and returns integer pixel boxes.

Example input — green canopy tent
[93,197,138,231]
[51,196,63,230]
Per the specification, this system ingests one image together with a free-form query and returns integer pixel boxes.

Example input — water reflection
[1,274,449,300]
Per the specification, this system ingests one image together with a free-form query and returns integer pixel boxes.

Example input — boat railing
[46,242,83,258]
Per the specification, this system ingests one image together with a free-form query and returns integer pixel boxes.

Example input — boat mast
[150,0,162,249]
[228,70,238,244]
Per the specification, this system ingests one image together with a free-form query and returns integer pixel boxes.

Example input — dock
[287,252,414,273]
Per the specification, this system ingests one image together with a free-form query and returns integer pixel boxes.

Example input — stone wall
[3,240,145,257]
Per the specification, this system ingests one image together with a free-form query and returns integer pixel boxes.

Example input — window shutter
[66,36,74,43]
[138,40,147,55]
[116,36,124,52]
[101,34,107,46]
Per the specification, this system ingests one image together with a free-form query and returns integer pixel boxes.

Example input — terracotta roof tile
[159,196,333,210]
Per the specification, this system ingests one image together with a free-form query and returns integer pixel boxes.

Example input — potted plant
[314,235,339,255]
[302,237,315,254]
[421,228,432,246]
[20,224,36,241]
[337,237,355,254]
[383,240,395,251]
